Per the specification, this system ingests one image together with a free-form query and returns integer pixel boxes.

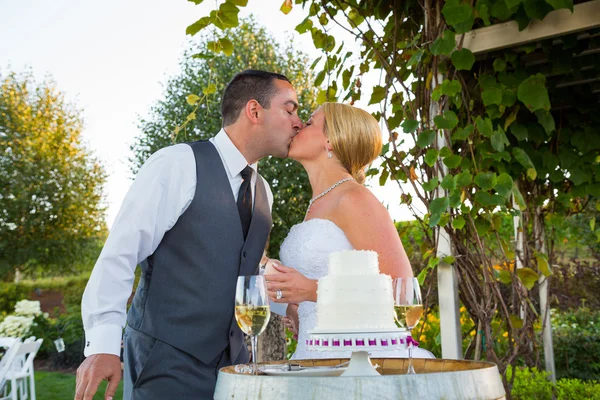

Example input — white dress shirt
[82,129,275,357]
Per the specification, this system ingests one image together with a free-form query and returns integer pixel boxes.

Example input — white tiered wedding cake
[314,250,397,332]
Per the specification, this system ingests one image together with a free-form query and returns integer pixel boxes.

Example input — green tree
[0,70,107,279]
[131,18,317,258]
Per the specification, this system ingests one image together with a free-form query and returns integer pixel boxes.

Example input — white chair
[0,338,22,400]
[4,338,43,400]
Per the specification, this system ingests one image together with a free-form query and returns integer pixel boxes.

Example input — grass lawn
[35,371,123,400]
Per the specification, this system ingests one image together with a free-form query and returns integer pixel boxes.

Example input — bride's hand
[265,264,318,303]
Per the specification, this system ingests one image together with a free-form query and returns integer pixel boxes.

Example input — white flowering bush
[0,299,47,338]
[0,315,35,338]
[14,299,42,317]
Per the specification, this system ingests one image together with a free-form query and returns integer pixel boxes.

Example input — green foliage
[508,366,555,400]
[0,71,107,279]
[132,19,317,258]
[552,307,600,381]
[508,366,600,400]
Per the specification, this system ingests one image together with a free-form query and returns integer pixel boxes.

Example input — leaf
[379,168,389,186]
[186,94,200,106]
[545,0,573,11]
[536,254,552,277]
[517,267,539,290]
[444,155,463,169]
[512,183,526,209]
[422,177,439,192]
[510,314,524,329]
[505,0,523,8]
[417,129,435,148]
[429,197,450,227]
[402,119,419,134]
[451,48,476,71]
[434,110,459,130]
[518,73,551,111]
[430,30,456,56]
[424,149,439,167]
[441,175,456,190]
[510,123,528,141]
[474,217,491,235]
[498,270,512,284]
[279,0,293,14]
[453,124,474,141]
[495,173,514,198]
[416,269,429,286]
[407,49,425,68]
[491,129,509,152]
[219,38,234,56]
[442,0,474,25]
[347,8,365,27]
[439,146,453,158]
[449,191,461,208]
[493,58,507,72]
[442,79,462,97]
[452,216,466,230]
[295,18,313,34]
[475,172,498,190]
[203,83,217,95]
[535,109,555,134]
[513,148,537,180]
[188,0,204,4]
[482,87,503,106]
[409,166,419,181]
[504,106,520,131]
[186,16,212,36]
[524,0,553,19]
[476,116,494,137]
[455,171,473,187]
[443,256,456,264]
[477,0,492,25]
[369,86,387,105]
[591,218,596,232]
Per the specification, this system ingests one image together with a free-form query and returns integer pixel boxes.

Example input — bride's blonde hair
[321,102,382,184]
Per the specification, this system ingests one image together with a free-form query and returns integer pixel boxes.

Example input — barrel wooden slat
[215,358,506,400]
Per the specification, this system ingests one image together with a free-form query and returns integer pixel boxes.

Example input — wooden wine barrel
[214,358,506,400]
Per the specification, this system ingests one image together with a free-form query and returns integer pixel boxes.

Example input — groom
[75,70,302,399]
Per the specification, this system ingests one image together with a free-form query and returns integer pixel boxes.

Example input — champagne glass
[393,277,423,375]
[234,275,271,375]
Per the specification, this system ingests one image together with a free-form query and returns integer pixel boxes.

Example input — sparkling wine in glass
[234,275,271,375]
[393,277,423,375]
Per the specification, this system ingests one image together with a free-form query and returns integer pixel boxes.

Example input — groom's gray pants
[122,326,248,400]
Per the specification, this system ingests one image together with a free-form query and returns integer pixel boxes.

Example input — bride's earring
[327,150,333,159]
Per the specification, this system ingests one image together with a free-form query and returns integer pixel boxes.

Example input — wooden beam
[460,0,600,54]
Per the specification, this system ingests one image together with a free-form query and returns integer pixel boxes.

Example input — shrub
[509,366,554,400]
[556,378,600,399]
[552,307,600,381]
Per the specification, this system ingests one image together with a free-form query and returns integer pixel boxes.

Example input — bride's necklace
[306,177,355,216]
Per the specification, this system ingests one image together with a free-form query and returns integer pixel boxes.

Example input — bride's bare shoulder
[335,185,390,221]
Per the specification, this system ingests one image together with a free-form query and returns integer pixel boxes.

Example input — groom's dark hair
[221,70,291,127]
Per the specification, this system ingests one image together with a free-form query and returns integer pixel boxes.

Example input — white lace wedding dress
[279,218,434,360]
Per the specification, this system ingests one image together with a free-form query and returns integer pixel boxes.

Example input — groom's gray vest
[126,140,272,365]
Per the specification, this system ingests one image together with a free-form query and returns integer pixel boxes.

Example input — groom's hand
[75,353,121,400]
[265,264,318,303]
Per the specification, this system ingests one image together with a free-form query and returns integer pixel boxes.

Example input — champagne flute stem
[407,329,415,374]
[251,334,258,375]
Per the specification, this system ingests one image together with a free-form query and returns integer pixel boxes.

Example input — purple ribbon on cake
[406,336,419,347]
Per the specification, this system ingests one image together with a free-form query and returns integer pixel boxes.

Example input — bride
[265,102,433,360]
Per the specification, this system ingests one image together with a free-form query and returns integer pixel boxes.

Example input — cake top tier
[327,250,380,276]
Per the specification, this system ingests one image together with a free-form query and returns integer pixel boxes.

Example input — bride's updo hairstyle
[321,102,382,184]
